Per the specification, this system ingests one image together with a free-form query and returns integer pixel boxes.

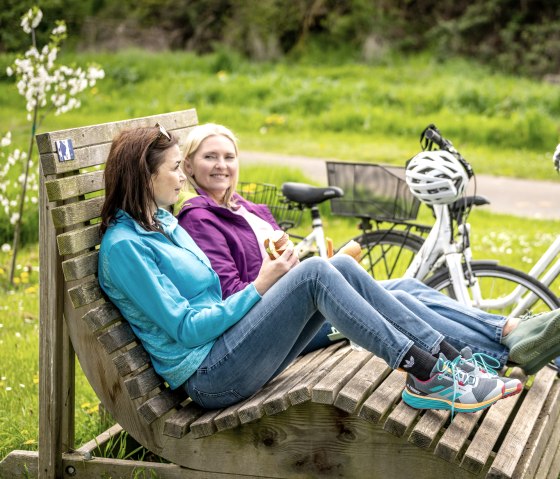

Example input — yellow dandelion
[24,439,37,445]
[87,405,98,415]
[24,286,36,294]
[0,268,4,275]
[13,277,20,285]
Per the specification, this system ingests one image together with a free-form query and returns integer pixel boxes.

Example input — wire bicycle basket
[237,182,303,230]
[326,161,420,221]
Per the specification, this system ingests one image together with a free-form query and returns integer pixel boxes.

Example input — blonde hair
[183,123,239,207]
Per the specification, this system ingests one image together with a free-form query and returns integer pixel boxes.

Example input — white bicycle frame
[403,202,540,316]
[293,205,329,259]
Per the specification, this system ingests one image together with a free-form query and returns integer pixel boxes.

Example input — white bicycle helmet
[405,150,470,205]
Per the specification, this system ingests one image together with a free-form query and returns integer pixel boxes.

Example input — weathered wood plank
[97,321,136,354]
[163,402,206,439]
[534,409,560,479]
[235,355,308,425]
[45,170,104,201]
[39,172,68,479]
[82,301,121,332]
[68,279,104,308]
[409,409,450,449]
[358,370,406,423]
[113,344,150,376]
[287,342,349,406]
[61,250,98,281]
[124,367,163,399]
[311,348,373,404]
[37,109,198,174]
[461,372,525,474]
[56,224,101,255]
[137,388,185,424]
[0,450,254,479]
[189,409,222,438]
[514,379,560,479]
[489,367,557,478]
[262,348,326,416]
[383,400,420,438]
[333,354,391,414]
[434,411,482,464]
[51,196,104,228]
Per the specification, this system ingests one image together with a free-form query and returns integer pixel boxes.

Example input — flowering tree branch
[4,6,104,284]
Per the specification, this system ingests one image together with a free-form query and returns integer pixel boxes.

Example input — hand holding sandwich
[253,231,299,295]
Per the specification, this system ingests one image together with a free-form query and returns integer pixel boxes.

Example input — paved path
[241,151,560,220]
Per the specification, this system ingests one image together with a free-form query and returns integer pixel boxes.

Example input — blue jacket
[98,209,261,389]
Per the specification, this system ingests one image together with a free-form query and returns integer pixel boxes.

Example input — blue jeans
[185,256,506,409]
[381,277,508,362]
[301,275,509,363]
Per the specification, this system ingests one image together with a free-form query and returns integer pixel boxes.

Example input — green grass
[2,49,560,463]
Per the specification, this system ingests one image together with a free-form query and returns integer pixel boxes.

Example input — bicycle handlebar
[421,124,474,179]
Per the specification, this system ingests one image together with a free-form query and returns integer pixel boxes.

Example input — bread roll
[264,230,294,260]
[336,240,362,261]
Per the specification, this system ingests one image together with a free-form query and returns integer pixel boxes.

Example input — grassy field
[1,49,560,461]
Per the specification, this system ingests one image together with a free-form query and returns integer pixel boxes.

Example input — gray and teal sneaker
[457,347,523,398]
[402,353,504,415]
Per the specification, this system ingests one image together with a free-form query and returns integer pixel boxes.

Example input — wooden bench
[1,108,560,478]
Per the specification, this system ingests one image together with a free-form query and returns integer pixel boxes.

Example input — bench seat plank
[163,402,207,439]
[434,411,482,463]
[233,355,309,426]
[510,379,560,479]
[333,354,391,414]
[409,410,450,449]
[461,370,526,474]
[383,401,420,438]
[286,342,348,406]
[262,348,327,416]
[358,370,406,423]
[311,348,373,404]
[489,366,557,478]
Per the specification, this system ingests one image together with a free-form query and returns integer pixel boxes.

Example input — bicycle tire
[425,261,560,317]
[352,230,425,280]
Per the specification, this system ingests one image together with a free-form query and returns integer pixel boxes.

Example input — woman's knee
[329,253,359,271]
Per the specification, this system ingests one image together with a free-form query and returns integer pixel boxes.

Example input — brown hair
[100,126,178,235]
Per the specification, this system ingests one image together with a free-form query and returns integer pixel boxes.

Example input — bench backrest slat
[57,224,101,255]
[62,251,99,281]
[45,170,105,202]
[51,197,104,228]
[38,110,198,175]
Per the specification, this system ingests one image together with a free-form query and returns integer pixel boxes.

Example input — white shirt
[230,204,275,260]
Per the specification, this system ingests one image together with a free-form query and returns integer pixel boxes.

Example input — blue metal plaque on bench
[55,139,75,162]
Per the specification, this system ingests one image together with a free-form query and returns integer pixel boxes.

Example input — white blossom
[1,244,11,253]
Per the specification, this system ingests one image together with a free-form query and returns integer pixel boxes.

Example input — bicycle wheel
[352,230,424,280]
[425,261,560,317]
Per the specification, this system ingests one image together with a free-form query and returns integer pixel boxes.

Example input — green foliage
[1,48,559,247]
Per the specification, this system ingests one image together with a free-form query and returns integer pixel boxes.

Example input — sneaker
[504,310,560,375]
[456,347,523,398]
[402,353,504,415]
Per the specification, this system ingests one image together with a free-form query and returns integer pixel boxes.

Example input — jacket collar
[115,208,178,235]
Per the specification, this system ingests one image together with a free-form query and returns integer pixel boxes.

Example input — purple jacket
[176,190,280,299]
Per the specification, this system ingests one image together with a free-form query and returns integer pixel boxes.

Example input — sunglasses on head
[155,122,172,141]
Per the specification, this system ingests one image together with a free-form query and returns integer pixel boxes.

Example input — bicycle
[338,125,560,317]
[239,125,560,319]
